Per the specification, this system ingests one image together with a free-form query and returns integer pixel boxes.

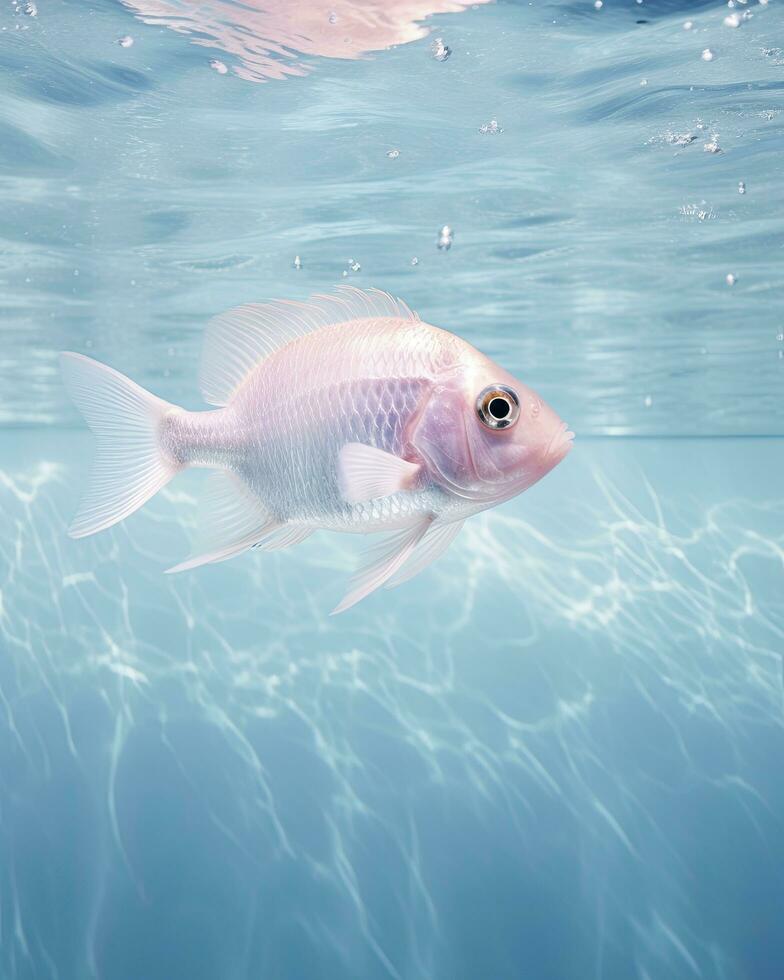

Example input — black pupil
[488,397,510,420]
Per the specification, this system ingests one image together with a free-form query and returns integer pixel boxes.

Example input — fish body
[61,287,573,612]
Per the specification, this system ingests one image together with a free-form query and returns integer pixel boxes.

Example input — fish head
[411,354,573,503]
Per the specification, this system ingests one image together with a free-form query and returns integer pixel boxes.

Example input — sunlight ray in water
[0,433,782,977]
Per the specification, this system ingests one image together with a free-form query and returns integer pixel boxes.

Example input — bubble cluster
[664,132,697,147]
[341,258,361,277]
[680,202,716,221]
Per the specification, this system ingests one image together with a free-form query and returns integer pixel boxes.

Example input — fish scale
[233,375,437,529]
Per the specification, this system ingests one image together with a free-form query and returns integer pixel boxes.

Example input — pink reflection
[121,0,492,82]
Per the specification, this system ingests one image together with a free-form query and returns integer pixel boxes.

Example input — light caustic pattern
[0,436,782,978]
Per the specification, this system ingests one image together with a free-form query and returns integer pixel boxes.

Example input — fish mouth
[545,422,575,463]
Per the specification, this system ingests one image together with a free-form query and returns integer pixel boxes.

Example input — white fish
[61,287,573,613]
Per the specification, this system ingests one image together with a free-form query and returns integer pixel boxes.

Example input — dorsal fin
[199,286,418,407]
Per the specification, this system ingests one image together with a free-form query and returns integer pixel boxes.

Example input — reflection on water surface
[121,0,491,80]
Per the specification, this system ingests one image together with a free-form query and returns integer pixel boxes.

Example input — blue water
[1,0,783,978]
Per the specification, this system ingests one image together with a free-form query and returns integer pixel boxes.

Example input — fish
[60,287,573,613]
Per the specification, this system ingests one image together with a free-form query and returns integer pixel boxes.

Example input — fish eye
[476,385,520,430]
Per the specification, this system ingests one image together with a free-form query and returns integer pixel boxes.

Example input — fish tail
[60,352,184,538]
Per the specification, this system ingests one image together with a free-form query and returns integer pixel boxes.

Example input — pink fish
[61,288,573,613]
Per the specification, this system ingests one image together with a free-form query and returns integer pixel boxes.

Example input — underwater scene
[1,0,783,978]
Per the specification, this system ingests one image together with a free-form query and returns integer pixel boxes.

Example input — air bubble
[738,181,746,194]
[684,20,694,29]
[386,148,400,159]
[701,48,715,61]
[437,225,453,250]
[430,37,451,62]
[644,395,653,408]
[594,0,603,9]
[726,273,737,286]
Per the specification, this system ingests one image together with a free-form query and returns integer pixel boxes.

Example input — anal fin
[253,523,313,552]
[166,470,276,573]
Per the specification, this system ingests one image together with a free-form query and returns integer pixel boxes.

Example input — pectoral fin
[338,442,421,504]
[331,518,432,615]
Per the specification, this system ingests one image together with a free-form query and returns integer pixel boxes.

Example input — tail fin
[60,352,182,538]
